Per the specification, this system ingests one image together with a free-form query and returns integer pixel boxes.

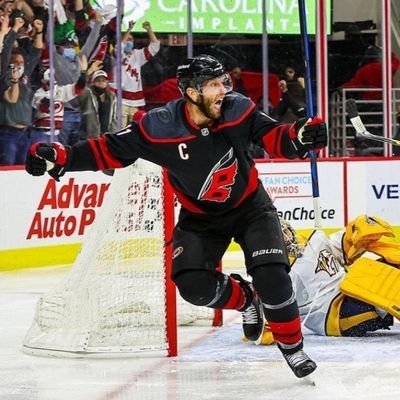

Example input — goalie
[256,215,400,344]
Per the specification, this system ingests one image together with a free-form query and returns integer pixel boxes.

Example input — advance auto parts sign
[26,178,111,240]
[107,0,331,35]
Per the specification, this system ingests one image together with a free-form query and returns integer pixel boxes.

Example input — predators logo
[315,249,340,277]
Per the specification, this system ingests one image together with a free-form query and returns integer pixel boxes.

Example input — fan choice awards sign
[90,0,331,35]
[256,160,343,228]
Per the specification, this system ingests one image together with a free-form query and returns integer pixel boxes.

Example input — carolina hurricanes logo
[198,148,238,202]
[54,101,63,114]
[315,249,340,277]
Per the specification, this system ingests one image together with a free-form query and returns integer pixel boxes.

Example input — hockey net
[23,161,220,357]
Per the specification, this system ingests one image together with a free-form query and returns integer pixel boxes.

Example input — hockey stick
[298,0,322,228]
[346,98,400,146]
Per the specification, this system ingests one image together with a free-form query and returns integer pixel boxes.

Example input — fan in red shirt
[340,45,400,100]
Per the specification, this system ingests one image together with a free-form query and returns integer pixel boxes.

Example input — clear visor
[199,73,233,95]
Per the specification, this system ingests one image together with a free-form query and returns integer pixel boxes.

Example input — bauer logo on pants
[252,248,284,258]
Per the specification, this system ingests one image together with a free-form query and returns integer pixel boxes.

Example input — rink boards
[1,157,400,269]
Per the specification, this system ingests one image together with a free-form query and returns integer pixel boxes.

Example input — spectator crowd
[0,0,397,165]
[0,0,160,166]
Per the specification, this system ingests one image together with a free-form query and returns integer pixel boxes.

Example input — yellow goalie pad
[343,215,395,264]
[340,258,400,319]
[367,240,400,265]
[241,324,276,346]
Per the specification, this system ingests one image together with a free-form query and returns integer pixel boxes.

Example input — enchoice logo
[278,207,335,221]
[27,178,110,239]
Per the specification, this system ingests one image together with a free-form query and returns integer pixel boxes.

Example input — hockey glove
[289,117,327,158]
[25,142,70,182]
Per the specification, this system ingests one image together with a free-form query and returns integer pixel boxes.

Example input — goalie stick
[346,98,400,146]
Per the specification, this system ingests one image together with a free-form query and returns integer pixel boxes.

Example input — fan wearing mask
[51,11,104,146]
[77,68,117,139]
[110,20,160,126]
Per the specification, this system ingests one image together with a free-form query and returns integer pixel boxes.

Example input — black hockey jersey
[68,92,298,214]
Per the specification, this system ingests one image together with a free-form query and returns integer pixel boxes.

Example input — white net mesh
[23,161,214,356]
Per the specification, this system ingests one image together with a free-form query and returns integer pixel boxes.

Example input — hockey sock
[222,276,246,310]
[268,316,303,353]
[250,264,303,351]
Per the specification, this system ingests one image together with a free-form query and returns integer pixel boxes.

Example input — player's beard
[196,95,221,120]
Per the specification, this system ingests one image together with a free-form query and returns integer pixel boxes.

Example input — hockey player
[257,215,399,345]
[25,55,327,378]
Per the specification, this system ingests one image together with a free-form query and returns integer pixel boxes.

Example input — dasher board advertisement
[90,0,332,35]
[256,160,343,229]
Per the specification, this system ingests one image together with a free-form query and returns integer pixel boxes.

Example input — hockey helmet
[280,218,304,258]
[176,54,231,95]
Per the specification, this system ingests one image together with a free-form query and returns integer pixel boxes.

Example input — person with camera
[0,17,43,165]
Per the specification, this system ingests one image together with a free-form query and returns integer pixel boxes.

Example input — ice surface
[0,265,399,400]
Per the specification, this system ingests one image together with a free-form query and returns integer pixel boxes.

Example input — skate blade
[302,375,316,386]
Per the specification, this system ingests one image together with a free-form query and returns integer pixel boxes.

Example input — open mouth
[214,99,223,107]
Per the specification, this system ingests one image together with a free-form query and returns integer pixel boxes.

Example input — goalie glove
[289,117,328,158]
[25,142,70,182]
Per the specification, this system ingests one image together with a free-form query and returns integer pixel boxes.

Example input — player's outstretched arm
[259,116,327,159]
[26,127,141,180]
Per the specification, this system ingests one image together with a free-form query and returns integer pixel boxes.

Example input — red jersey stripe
[96,136,124,169]
[121,90,145,100]
[261,125,286,157]
[88,139,105,170]
[88,137,123,170]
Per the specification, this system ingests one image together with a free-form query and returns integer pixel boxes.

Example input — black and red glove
[289,117,327,157]
[25,142,70,181]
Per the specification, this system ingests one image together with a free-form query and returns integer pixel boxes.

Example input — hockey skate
[231,274,264,342]
[281,349,317,378]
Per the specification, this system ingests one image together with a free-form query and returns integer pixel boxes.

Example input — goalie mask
[280,218,304,258]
